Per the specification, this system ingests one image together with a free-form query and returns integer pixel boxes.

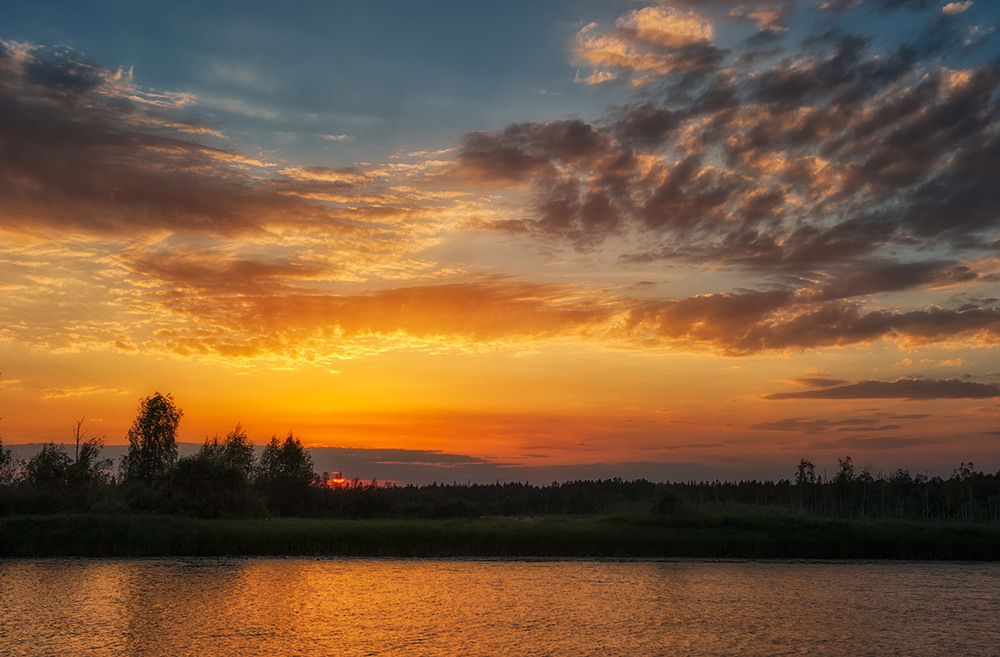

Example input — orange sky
[2,0,1000,482]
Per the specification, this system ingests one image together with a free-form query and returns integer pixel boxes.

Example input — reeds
[2,513,999,560]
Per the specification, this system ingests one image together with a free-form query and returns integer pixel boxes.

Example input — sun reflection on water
[1,559,998,656]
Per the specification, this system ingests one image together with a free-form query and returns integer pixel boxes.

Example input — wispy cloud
[41,385,128,399]
[765,378,1000,400]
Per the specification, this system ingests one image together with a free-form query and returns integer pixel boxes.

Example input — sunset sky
[2,0,1000,483]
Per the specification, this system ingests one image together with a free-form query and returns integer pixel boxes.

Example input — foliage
[0,438,22,487]
[68,420,113,490]
[6,422,115,513]
[256,432,314,485]
[24,442,72,487]
[161,425,262,517]
[122,392,183,482]
[255,432,316,515]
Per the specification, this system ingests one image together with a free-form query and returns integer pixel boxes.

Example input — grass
[2,512,999,559]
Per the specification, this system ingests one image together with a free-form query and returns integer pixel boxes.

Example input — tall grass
[2,513,999,559]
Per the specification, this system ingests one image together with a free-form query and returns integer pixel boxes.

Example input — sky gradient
[2,0,1000,483]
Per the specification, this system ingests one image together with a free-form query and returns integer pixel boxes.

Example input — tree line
[2,393,1000,521]
[0,393,316,516]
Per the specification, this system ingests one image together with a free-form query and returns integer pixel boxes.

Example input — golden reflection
[1,560,998,656]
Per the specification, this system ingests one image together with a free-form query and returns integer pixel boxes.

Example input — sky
[2,0,1000,484]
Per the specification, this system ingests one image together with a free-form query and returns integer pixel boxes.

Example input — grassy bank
[2,513,999,559]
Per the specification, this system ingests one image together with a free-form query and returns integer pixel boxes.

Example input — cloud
[140,268,1000,361]
[0,43,273,236]
[749,417,885,432]
[796,261,980,302]
[790,378,849,388]
[40,385,128,400]
[458,4,1000,274]
[6,3,1000,368]
[0,41,434,243]
[120,268,620,362]
[765,378,1000,400]
[942,1,973,14]
[573,6,721,86]
[727,6,793,33]
[127,249,331,294]
[280,166,376,186]
[617,6,715,47]
[623,291,1000,355]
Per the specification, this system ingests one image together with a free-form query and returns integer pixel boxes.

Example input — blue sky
[0,0,631,166]
[4,0,995,167]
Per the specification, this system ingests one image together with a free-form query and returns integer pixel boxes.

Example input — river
[1,558,998,656]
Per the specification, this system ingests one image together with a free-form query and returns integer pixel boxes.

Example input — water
[1,558,998,656]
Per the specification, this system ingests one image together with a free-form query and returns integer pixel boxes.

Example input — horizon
[3,0,1000,484]
[3,437,987,486]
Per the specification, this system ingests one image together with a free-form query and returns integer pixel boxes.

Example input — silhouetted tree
[835,456,855,484]
[67,419,112,490]
[795,459,816,485]
[256,432,314,485]
[121,392,182,482]
[795,458,817,511]
[213,423,255,481]
[255,432,316,515]
[161,424,261,517]
[0,438,19,487]
[17,443,73,513]
[24,443,71,487]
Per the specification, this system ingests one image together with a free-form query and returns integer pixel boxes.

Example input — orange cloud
[573,6,720,85]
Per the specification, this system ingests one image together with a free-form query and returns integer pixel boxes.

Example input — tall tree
[255,432,316,515]
[223,424,255,480]
[256,432,314,485]
[122,392,183,482]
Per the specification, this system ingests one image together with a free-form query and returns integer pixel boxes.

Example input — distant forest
[2,393,1000,522]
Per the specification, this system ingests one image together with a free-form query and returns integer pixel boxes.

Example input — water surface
[2,558,998,656]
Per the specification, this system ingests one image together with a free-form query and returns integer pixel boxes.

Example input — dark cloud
[0,43,358,238]
[128,249,330,294]
[624,293,1000,355]
[457,3,1000,276]
[765,378,1000,401]
[791,378,849,388]
[613,103,682,149]
[749,417,882,432]
[800,261,980,302]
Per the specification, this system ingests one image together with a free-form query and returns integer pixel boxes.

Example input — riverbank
[2,513,999,559]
